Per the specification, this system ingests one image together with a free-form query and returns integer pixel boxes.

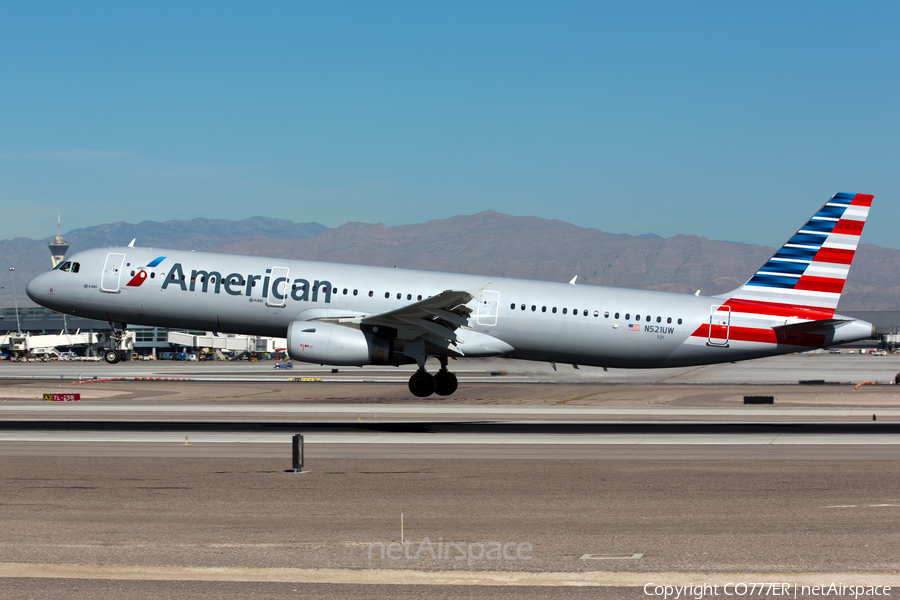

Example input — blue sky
[1,1,898,248]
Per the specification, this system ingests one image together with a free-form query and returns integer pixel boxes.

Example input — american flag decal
[628,323,641,332]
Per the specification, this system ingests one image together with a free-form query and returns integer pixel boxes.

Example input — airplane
[26,192,875,397]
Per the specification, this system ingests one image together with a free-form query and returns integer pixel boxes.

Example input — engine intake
[287,321,393,366]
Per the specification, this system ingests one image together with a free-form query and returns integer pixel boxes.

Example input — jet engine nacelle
[287,321,393,366]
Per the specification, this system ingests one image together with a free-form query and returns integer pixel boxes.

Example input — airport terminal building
[0,307,284,360]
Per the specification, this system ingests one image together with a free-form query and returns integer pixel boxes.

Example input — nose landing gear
[104,322,128,364]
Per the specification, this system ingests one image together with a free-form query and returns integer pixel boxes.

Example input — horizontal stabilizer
[773,318,852,334]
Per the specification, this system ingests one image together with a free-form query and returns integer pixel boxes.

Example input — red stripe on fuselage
[690,324,825,347]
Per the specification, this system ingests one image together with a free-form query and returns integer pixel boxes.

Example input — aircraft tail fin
[721,192,873,319]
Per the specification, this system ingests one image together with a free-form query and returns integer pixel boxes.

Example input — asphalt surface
[1,355,899,598]
[1,458,899,598]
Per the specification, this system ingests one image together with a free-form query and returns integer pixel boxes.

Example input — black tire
[104,350,120,364]
[408,371,436,397]
[433,371,458,396]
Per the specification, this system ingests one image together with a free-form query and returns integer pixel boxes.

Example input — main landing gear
[407,357,458,398]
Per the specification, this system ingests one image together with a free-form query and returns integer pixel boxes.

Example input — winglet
[128,239,136,247]
[569,276,577,285]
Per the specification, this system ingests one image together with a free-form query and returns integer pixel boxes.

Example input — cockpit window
[57,261,71,272]
[71,262,80,273]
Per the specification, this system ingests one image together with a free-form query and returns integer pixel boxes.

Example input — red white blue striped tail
[719,192,873,320]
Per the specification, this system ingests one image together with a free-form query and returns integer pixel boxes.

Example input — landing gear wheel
[104,349,120,364]
[433,371,458,396]
[408,370,436,397]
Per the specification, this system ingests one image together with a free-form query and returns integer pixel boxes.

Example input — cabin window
[130,271,135,276]
[369,291,374,297]
[510,303,515,310]
[343,288,348,295]
[583,310,588,316]
[615,312,619,319]
[385,292,390,299]
[407,294,412,300]
[657,316,661,323]
[521,304,526,311]
[594,311,599,317]
[150,273,155,279]
[396,293,402,300]
[667,317,672,324]
[562,308,568,314]
[417,295,422,301]
[552,307,557,314]
[531,305,536,311]
[677,318,683,325]
[353,289,358,296]
[604,311,609,318]
[625,313,630,320]
[645,315,650,322]
[542,306,547,313]
[572,308,577,316]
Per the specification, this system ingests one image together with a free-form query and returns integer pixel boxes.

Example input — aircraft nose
[25,272,48,303]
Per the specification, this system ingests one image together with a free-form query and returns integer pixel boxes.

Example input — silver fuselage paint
[25,246,868,369]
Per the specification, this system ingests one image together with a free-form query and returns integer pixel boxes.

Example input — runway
[2,356,899,597]
[2,352,900,385]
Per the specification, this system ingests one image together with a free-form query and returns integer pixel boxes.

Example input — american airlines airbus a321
[26,193,876,397]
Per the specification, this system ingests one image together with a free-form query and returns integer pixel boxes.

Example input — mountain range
[2,212,897,311]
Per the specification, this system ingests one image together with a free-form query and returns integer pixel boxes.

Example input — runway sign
[43,393,80,402]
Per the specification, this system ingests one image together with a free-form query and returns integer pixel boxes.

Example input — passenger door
[708,305,731,346]
[266,266,290,308]
[476,290,500,326]
[100,253,126,293]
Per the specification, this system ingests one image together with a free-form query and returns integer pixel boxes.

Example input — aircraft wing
[360,289,477,355]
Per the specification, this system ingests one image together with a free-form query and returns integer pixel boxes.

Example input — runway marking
[825,504,900,508]
[3,402,900,416]
[0,563,898,586]
[2,431,899,445]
